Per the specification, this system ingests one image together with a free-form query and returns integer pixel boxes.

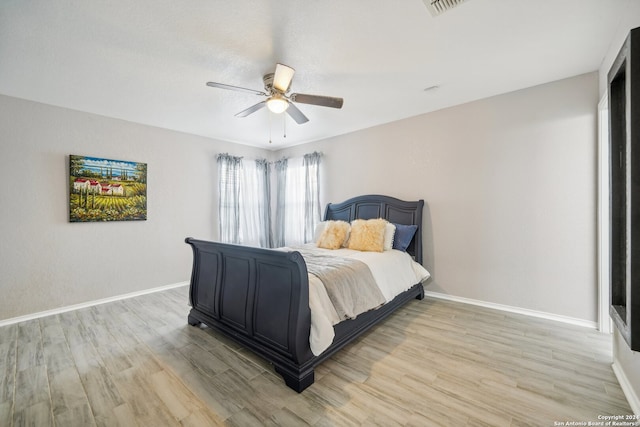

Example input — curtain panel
[255,159,273,248]
[274,158,288,248]
[303,152,322,243]
[274,152,322,247]
[217,153,242,244]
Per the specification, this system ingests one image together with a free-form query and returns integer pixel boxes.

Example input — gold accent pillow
[347,218,388,252]
[317,220,350,250]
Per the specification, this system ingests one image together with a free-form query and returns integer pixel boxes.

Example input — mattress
[287,244,431,355]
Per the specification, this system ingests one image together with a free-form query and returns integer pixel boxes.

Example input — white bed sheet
[289,244,431,355]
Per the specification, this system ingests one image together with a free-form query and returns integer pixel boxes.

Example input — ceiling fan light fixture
[267,94,289,114]
[273,64,295,92]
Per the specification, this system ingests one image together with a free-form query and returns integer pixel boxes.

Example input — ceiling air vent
[423,0,468,16]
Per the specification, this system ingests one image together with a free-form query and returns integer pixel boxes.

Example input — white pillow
[384,222,396,251]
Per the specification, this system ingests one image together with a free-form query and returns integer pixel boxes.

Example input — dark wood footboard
[185,238,316,390]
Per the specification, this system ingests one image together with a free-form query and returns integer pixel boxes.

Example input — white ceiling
[0,0,635,149]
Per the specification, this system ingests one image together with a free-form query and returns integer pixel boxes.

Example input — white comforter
[288,244,431,355]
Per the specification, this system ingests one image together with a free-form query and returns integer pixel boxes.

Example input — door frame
[598,92,612,334]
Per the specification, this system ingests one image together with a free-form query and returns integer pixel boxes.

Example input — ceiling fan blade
[206,81,266,97]
[290,93,344,109]
[286,102,309,124]
[273,63,295,93]
[235,101,267,117]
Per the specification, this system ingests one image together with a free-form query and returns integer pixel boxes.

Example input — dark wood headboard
[323,194,424,265]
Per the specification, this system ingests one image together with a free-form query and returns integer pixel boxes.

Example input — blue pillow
[392,223,418,252]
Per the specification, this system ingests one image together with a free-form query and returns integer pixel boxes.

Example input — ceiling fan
[206,63,343,124]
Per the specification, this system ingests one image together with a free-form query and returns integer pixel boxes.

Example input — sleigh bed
[185,194,427,392]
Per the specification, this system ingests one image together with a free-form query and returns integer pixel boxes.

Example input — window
[275,152,322,247]
[217,152,320,248]
[217,154,271,247]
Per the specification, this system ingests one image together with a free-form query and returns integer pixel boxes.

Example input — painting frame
[69,154,147,222]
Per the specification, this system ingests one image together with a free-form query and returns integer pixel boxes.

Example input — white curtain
[303,152,322,243]
[274,158,288,247]
[217,153,242,244]
[255,159,273,248]
[284,156,306,246]
[275,152,322,247]
[219,152,321,248]
[217,154,272,247]
[239,159,272,247]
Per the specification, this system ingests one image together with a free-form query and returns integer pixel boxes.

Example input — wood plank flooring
[0,286,631,426]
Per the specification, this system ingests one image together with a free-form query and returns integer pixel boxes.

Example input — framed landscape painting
[69,155,147,222]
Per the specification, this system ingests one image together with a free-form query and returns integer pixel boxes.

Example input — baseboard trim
[423,291,598,329]
[0,286,598,331]
[613,361,640,415]
[0,281,190,327]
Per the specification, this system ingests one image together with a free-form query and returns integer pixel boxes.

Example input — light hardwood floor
[0,286,631,426]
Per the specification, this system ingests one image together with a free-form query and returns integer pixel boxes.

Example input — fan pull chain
[268,111,272,144]
[283,113,287,138]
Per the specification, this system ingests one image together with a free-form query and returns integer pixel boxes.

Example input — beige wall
[0,94,266,321]
[280,72,599,322]
[0,72,599,326]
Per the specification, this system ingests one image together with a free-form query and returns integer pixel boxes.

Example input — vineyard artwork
[69,155,147,222]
